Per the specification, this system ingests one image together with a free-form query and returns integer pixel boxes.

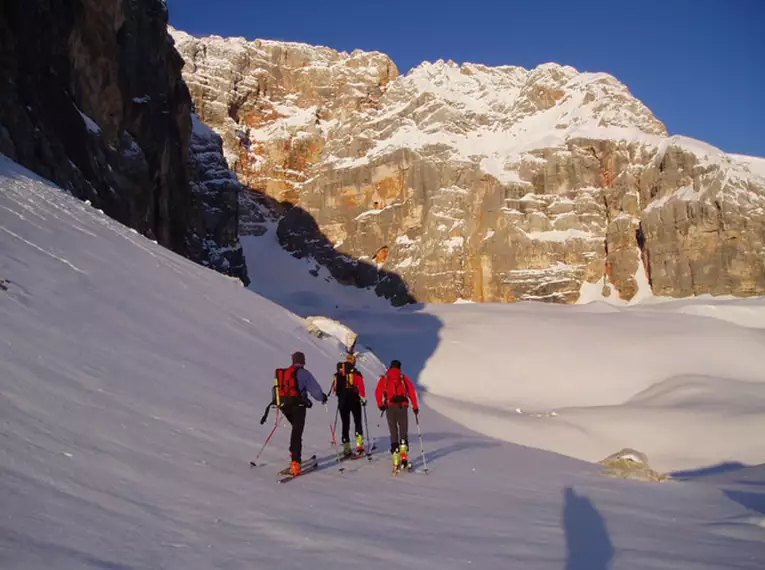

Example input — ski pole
[415,414,429,474]
[326,404,344,470]
[362,403,373,457]
[331,379,340,440]
[332,403,339,445]
[251,409,280,467]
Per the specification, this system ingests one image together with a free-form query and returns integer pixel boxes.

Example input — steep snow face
[2,156,765,569]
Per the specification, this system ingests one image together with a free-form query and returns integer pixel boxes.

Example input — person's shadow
[563,487,614,570]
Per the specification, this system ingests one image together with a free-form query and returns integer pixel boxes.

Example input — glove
[413,408,419,417]
[321,394,328,405]
[378,405,386,412]
[360,397,367,407]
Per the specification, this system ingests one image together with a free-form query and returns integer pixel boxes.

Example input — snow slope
[2,155,764,569]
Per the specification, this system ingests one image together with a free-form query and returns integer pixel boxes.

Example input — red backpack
[275,366,300,407]
[386,370,408,404]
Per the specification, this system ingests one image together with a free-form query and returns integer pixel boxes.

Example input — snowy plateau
[2,151,765,570]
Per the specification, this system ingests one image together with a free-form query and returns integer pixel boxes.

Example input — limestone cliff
[172,29,765,303]
[0,1,247,283]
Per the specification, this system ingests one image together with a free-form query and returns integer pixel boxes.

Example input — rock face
[172,29,765,303]
[0,1,247,283]
[186,115,248,279]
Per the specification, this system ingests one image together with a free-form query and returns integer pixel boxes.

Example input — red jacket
[375,368,418,409]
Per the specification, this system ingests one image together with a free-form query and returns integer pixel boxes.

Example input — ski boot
[391,448,402,475]
[400,441,410,470]
[290,459,302,477]
[355,433,365,455]
[342,441,353,458]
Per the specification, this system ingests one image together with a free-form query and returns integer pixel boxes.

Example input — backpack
[385,371,408,404]
[337,363,359,392]
[274,366,301,407]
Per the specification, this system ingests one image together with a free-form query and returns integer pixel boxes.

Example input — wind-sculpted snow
[1,156,763,569]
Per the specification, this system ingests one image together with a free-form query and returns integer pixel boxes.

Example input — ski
[278,461,319,483]
[340,452,369,462]
[276,455,317,476]
[249,454,317,471]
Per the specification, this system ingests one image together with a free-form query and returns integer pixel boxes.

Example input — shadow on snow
[562,487,614,570]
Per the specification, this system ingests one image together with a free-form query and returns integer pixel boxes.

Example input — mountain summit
[171,29,765,303]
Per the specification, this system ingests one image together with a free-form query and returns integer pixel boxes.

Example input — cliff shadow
[276,203,416,308]
[240,195,443,387]
[562,487,614,570]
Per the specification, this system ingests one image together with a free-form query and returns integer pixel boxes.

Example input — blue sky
[168,0,765,158]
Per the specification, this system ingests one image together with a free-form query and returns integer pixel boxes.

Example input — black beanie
[390,359,401,369]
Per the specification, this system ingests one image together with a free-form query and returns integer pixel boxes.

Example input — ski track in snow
[1,154,764,569]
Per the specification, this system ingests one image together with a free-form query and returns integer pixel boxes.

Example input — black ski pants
[282,404,306,463]
[385,405,409,453]
[339,394,363,443]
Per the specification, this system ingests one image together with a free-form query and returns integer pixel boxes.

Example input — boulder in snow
[305,316,358,353]
[599,448,670,482]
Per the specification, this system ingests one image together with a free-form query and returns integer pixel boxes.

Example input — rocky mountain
[0,1,247,283]
[171,28,765,303]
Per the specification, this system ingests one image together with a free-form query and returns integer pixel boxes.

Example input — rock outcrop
[172,29,765,303]
[599,449,669,482]
[0,1,247,283]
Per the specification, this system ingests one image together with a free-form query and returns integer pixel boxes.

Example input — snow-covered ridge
[171,26,765,186]
[170,25,765,190]
[171,26,397,83]
[171,27,391,65]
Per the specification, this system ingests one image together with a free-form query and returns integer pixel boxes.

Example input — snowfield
[2,154,764,569]
[245,221,765,472]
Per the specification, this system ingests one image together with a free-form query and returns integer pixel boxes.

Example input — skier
[375,359,419,472]
[273,351,327,476]
[330,354,367,457]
